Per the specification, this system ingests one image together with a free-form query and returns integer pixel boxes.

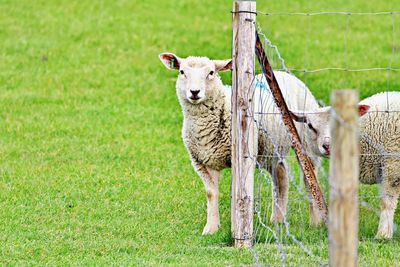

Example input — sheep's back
[253,72,319,157]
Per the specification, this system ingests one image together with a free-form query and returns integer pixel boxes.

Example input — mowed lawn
[1,0,400,266]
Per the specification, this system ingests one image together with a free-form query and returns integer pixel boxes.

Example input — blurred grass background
[0,0,399,265]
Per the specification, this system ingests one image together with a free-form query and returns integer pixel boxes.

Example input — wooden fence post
[231,0,256,248]
[329,90,359,267]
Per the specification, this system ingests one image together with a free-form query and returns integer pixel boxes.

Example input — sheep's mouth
[318,148,330,158]
[189,96,202,103]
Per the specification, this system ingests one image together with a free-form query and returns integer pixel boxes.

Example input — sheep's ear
[289,110,307,123]
[358,104,370,117]
[214,59,232,72]
[159,52,181,70]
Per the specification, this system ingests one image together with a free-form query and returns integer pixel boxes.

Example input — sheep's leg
[270,160,289,223]
[276,161,289,222]
[308,197,322,226]
[203,167,221,235]
[193,162,221,235]
[376,183,399,239]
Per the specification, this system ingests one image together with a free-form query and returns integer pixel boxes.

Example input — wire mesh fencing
[241,10,400,267]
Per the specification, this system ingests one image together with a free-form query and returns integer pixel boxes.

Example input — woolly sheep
[159,53,232,235]
[291,91,400,239]
[253,73,324,224]
[159,52,325,234]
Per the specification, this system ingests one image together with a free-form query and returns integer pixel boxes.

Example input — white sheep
[159,53,232,235]
[290,91,400,239]
[159,52,325,234]
[253,73,324,224]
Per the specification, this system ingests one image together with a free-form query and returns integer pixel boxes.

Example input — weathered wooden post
[329,90,359,267]
[231,0,256,248]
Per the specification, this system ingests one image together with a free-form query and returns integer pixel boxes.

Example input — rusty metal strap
[254,31,329,225]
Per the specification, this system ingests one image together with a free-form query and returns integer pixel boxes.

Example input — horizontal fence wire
[258,11,400,16]
[256,11,400,74]
[289,67,400,73]
[254,110,400,114]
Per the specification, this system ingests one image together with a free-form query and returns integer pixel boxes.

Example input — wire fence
[244,10,400,267]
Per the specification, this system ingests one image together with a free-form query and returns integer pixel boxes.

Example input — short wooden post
[231,0,256,248]
[329,90,359,267]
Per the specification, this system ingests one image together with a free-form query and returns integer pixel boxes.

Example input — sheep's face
[177,60,215,104]
[290,105,370,158]
[290,107,332,158]
[159,53,232,104]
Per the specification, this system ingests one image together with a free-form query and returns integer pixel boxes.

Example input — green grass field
[1,0,400,266]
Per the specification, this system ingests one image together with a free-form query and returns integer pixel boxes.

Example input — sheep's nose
[322,143,330,151]
[190,90,200,97]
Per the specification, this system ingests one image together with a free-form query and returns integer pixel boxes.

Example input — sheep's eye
[308,123,318,134]
[209,70,214,76]
[180,70,184,75]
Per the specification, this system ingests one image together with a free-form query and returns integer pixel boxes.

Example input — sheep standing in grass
[159,53,233,235]
[291,91,400,239]
[159,52,324,234]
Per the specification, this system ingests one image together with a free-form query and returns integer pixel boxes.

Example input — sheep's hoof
[270,213,284,224]
[202,222,220,235]
[309,218,323,227]
[375,229,393,240]
[309,213,323,226]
